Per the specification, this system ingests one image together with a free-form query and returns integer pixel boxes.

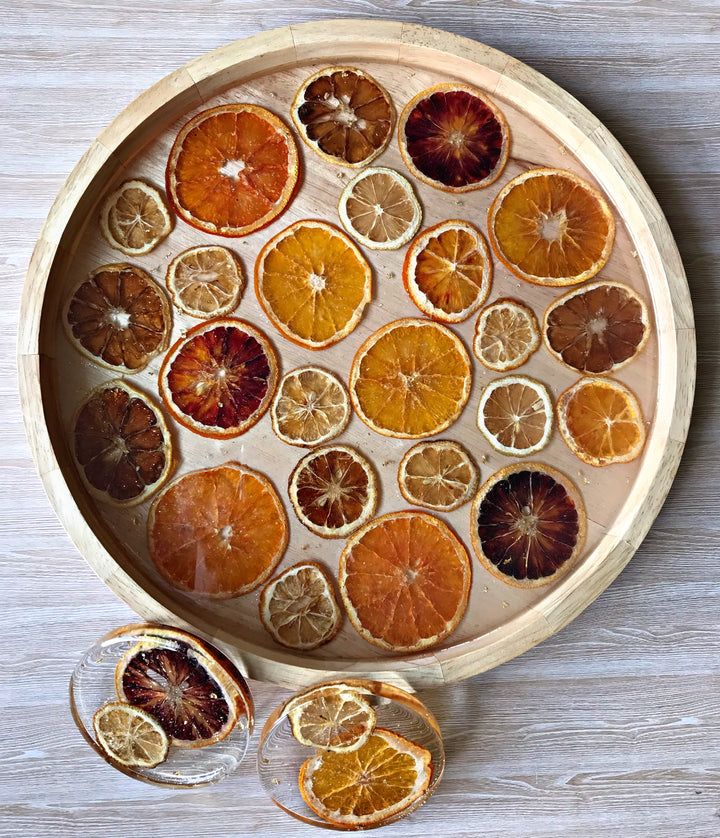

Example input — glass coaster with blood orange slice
[403,219,492,323]
[477,375,553,457]
[255,219,372,350]
[166,104,299,237]
[166,245,244,319]
[288,685,375,752]
[474,298,540,371]
[100,179,172,257]
[398,440,478,512]
[93,702,169,769]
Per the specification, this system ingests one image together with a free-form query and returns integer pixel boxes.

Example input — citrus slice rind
[99,179,172,257]
[473,298,541,371]
[398,440,478,512]
[477,375,553,457]
[288,687,376,752]
[165,245,245,319]
[93,701,170,769]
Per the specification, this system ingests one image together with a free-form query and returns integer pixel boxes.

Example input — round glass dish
[258,679,444,830]
[70,623,253,787]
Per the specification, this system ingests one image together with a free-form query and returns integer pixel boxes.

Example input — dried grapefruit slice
[339,511,471,652]
[544,280,650,374]
[471,463,586,587]
[166,246,244,319]
[255,220,372,349]
[159,317,278,439]
[64,263,171,373]
[488,168,615,286]
[557,377,646,466]
[398,440,478,512]
[291,66,394,167]
[148,463,288,598]
[473,298,540,371]
[477,375,553,457]
[403,220,492,323]
[289,686,375,752]
[289,445,377,539]
[398,83,509,192]
[93,702,169,768]
[349,318,472,439]
[166,104,299,237]
[72,380,173,506]
[100,180,172,257]
[271,366,350,447]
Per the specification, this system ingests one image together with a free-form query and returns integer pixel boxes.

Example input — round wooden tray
[18,20,695,690]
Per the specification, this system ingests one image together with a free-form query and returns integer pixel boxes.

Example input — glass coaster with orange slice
[99,179,172,257]
[473,298,540,371]
[271,366,350,447]
[165,245,244,319]
[398,440,478,512]
[477,375,553,457]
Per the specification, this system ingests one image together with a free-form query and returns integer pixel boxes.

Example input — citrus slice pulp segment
[488,168,615,286]
[291,66,394,167]
[166,104,299,237]
[299,728,433,828]
[255,220,372,349]
[166,246,244,318]
[403,220,492,322]
[398,440,478,512]
[289,687,375,752]
[64,263,171,373]
[471,463,586,587]
[159,317,278,438]
[289,445,377,539]
[399,83,509,192]
[100,180,172,257]
[73,380,173,506]
[271,366,350,447]
[93,702,169,768]
[557,377,646,466]
[338,166,421,250]
[478,375,553,456]
[544,280,650,374]
[474,298,540,371]
[349,318,472,439]
[339,511,471,652]
[147,463,288,598]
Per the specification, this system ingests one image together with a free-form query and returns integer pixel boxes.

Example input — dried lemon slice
[100,180,172,256]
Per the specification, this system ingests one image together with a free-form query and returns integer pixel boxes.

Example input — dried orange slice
[255,220,372,350]
[488,168,615,286]
[291,66,394,167]
[339,511,471,652]
[289,686,375,752]
[557,377,646,466]
[398,440,478,512]
[100,180,172,257]
[471,463,586,587]
[93,702,169,769]
[473,298,540,371]
[398,83,509,192]
[271,366,350,447]
[478,375,553,457]
[289,445,377,539]
[72,380,173,507]
[166,104,299,237]
[544,280,650,374]
[159,317,278,439]
[349,318,472,439]
[338,166,421,250]
[64,263,171,373]
[403,220,492,323]
[299,728,433,828]
[259,562,342,650]
[166,246,244,319]
[148,463,288,598]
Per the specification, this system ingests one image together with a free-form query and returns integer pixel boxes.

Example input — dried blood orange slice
[271,366,350,447]
[557,377,646,466]
[291,66,394,167]
[338,167,421,250]
[544,280,650,374]
[93,702,169,768]
[339,511,471,652]
[72,380,173,506]
[403,220,492,323]
[473,298,540,371]
[398,83,509,192]
[477,375,553,457]
[349,318,472,439]
[148,463,288,598]
[289,445,377,539]
[159,317,278,439]
[64,263,171,373]
[255,220,372,350]
[289,686,375,752]
[299,728,433,828]
[488,168,615,286]
[100,180,172,257]
[471,463,586,587]
[166,104,299,237]
[398,440,478,512]
[166,245,244,319]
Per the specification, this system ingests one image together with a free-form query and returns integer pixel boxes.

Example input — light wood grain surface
[2,2,718,836]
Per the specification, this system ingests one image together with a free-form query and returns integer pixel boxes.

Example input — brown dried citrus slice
[398,440,478,512]
[72,380,173,506]
[291,66,394,167]
[398,83,509,192]
[473,298,540,371]
[557,377,646,466]
[271,366,350,447]
[544,280,650,374]
[148,463,288,598]
[289,445,377,539]
[477,375,553,457]
[471,463,586,587]
[64,263,171,373]
[159,317,278,439]
[166,245,244,318]
[100,180,172,257]
[93,702,169,768]
[289,686,375,752]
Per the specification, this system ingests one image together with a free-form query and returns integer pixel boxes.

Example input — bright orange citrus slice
[166,246,244,318]
[93,702,169,769]
[398,440,478,512]
[100,180,172,257]
[288,685,375,752]
[477,375,553,456]
[473,298,540,371]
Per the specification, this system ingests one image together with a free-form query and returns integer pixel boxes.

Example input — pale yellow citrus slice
[166,246,244,318]
[93,701,169,768]
[473,298,540,371]
[288,686,375,752]
[100,180,172,256]
[398,439,478,511]
[477,375,553,456]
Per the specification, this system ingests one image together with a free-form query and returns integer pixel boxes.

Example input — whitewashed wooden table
[2,2,718,836]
